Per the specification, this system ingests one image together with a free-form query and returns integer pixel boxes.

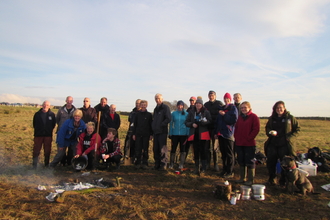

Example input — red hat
[223,93,232,101]
[189,96,197,101]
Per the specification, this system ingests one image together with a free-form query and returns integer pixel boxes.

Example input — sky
[0,0,330,116]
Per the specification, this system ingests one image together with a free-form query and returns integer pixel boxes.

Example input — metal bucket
[252,184,266,200]
[240,185,251,200]
[72,156,88,171]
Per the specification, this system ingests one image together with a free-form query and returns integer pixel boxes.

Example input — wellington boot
[194,160,200,175]
[244,168,255,186]
[179,152,186,170]
[235,166,247,183]
[213,150,220,171]
[32,157,38,169]
[201,160,207,173]
[44,156,50,167]
[169,153,175,169]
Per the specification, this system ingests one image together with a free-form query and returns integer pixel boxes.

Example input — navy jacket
[152,103,171,135]
[214,104,238,140]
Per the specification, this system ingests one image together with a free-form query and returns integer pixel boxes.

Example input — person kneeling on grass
[100,128,122,170]
[74,122,102,170]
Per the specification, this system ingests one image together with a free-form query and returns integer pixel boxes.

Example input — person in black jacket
[132,100,153,169]
[152,93,171,171]
[80,97,97,124]
[204,90,224,171]
[185,99,212,175]
[32,101,56,169]
[124,99,141,161]
[100,104,121,140]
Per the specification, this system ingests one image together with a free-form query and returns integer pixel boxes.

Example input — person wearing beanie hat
[195,99,203,105]
[223,93,232,101]
[169,100,189,169]
[187,96,197,113]
[214,93,238,178]
[185,99,212,176]
[204,91,224,172]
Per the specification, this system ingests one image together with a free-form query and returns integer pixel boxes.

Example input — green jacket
[264,111,300,156]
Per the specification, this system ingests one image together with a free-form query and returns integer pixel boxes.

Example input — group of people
[32,91,300,186]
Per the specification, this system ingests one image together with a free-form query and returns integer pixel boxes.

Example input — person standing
[100,104,121,140]
[169,100,189,169]
[204,90,224,171]
[214,93,238,178]
[50,110,86,168]
[264,101,300,186]
[186,96,197,161]
[56,96,76,132]
[234,101,260,185]
[56,96,76,166]
[152,93,171,171]
[94,97,109,115]
[132,100,153,169]
[187,96,197,113]
[233,93,242,115]
[124,99,141,161]
[80,97,97,124]
[32,101,56,169]
[185,99,212,175]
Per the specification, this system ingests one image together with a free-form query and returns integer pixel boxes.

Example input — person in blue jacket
[214,93,238,178]
[50,109,86,168]
[169,100,189,170]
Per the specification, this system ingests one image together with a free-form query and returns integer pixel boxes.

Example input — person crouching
[74,122,102,170]
[100,128,123,170]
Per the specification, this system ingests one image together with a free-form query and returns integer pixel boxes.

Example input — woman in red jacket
[75,122,102,170]
[234,101,260,185]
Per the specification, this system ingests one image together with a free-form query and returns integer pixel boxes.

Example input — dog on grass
[281,156,315,195]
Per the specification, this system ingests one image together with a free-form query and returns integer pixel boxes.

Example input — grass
[0,106,330,219]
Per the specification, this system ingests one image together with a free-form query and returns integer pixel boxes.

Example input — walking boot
[32,157,38,169]
[244,168,255,186]
[194,160,200,175]
[235,166,247,183]
[169,153,175,169]
[213,150,219,171]
[178,152,186,170]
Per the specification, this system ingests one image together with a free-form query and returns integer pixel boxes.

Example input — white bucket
[252,184,266,200]
[240,185,251,200]
[253,195,265,200]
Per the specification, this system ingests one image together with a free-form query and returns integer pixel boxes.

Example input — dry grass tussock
[0,106,330,219]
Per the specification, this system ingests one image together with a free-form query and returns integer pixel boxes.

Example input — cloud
[0,94,65,106]
[0,1,330,116]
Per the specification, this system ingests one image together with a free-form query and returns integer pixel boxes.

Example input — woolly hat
[197,96,203,100]
[196,99,203,105]
[189,96,197,101]
[208,90,216,95]
[223,93,232,101]
[177,100,184,106]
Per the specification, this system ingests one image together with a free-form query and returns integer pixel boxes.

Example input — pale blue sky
[1,0,330,116]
